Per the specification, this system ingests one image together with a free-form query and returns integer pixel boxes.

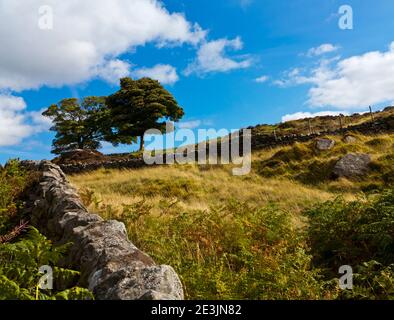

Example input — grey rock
[343,135,357,143]
[315,138,335,151]
[333,153,372,178]
[138,289,179,300]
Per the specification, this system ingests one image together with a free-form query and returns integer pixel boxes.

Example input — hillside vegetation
[255,133,394,192]
[70,130,394,299]
[251,106,394,136]
[0,161,93,300]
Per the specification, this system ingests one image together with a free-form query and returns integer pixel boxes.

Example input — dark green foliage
[106,77,184,150]
[306,189,394,270]
[0,227,93,300]
[0,161,93,300]
[306,188,394,299]
[0,160,28,233]
[43,96,108,154]
[341,261,394,300]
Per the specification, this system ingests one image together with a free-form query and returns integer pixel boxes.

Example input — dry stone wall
[250,115,394,150]
[21,160,184,300]
[57,115,394,175]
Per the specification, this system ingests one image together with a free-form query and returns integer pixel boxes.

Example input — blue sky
[1,0,394,163]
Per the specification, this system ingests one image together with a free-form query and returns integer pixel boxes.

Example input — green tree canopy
[42,96,108,154]
[106,77,184,150]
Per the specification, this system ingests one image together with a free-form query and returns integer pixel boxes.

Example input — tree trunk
[139,135,144,151]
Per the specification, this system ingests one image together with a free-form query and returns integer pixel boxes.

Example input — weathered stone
[315,138,335,151]
[58,149,105,164]
[332,153,372,178]
[138,290,177,300]
[343,135,357,143]
[21,161,184,300]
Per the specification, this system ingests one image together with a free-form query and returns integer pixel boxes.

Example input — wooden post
[308,119,312,135]
[339,115,343,131]
[369,106,374,122]
[273,129,277,141]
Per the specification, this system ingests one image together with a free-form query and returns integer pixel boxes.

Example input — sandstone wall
[22,161,184,300]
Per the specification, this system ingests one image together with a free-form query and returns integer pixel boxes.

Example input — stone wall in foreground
[22,160,184,300]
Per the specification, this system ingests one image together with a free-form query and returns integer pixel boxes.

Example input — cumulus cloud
[281,110,349,122]
[0,94,26,111]
[309,43,394,108]
[96,59,132,84]
[184,37,252,75]
[273,59,338,88]
[29,109,53,132]
[255,75,269,83]
[307,43,339,57]
[133,64,179,85]
[0,94,50,146]
[0,0,206,91]
[0,95,31,146]
[275,42,394,109]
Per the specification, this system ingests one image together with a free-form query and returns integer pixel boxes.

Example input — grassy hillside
[70,131,394,299]
[251,106,394,136]
[72,166,335,299]
[254,133,394,192]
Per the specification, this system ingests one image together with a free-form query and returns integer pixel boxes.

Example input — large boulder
[315,138,335,151]
[332,153,372,178]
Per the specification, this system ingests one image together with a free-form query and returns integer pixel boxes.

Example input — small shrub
[306,188,394,272]
[341,261,394,300]
[0,227,93,300]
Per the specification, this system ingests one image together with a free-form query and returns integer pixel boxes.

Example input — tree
[106,77,184,151]
[42,96,108,154]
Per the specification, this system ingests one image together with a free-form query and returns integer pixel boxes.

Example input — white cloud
[133,64,179,85]
[184,37,252,75]
[96,59,132,84]
[308,43,394,108]
[281,110,349,122]
[0,95,51,146]
[177,120,201,129]
[275,42,394,109]
[273,67,319,87]
[274,60,341,88]
[0,0,206,91]
[307,43,339,57]
[0,94,26,111]
[255,75,269,83]
[29,109,53,132]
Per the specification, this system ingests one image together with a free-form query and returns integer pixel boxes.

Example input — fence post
[369,106,374,122]
[339,115,343,131]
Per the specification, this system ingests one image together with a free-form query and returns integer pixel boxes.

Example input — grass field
[70,132,394,299]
